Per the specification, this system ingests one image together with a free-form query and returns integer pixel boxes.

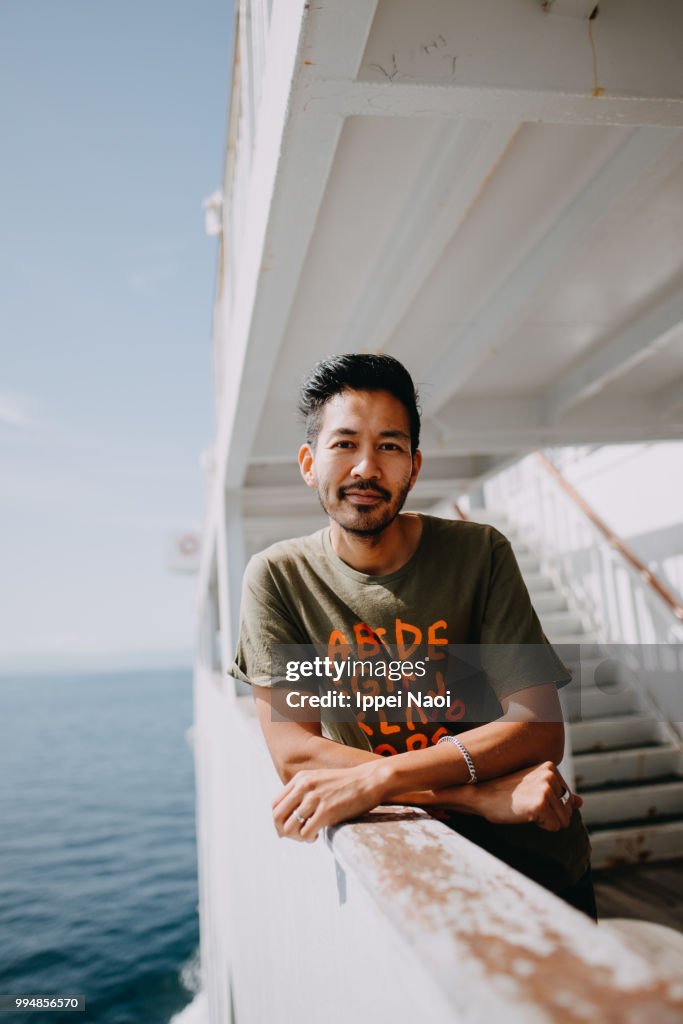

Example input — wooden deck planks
[594,859,683,932]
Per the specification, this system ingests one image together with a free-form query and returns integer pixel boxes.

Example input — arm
[256,683,578,840]
[256,680,562,784]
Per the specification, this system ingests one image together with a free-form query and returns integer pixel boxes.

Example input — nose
[350,447,382,480]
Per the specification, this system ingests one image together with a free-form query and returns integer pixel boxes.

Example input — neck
[329,513,423,576]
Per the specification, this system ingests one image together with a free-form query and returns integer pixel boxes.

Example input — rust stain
[588,8,606,99]
[340,818,683,1022]
[303,60,316,66]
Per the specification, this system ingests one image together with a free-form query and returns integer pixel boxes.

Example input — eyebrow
[326,428,411,442]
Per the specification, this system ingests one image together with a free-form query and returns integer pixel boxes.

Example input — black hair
[298,353,421,452]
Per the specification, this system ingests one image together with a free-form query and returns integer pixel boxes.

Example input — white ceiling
[216,0,683,533]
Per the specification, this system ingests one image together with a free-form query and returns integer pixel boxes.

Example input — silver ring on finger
[560,788,571,806]
[294,810,308,825]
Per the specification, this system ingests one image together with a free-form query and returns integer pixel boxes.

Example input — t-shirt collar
[320,513,432,585]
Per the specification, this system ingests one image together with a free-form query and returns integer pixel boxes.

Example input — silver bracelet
[437,735,478,784]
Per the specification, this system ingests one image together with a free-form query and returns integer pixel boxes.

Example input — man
[232,353,595,917]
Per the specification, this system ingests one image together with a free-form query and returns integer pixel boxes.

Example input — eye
[332,440,355,449]
[379,443,401,451]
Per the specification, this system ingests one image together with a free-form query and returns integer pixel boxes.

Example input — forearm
[383,783,478,814]
[283,719,561,812]
[279,734,474,812]
[376,720,563,800]
[280,731,379,780]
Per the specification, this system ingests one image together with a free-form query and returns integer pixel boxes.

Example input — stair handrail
[452,500,469,521]
[536,451,683,624]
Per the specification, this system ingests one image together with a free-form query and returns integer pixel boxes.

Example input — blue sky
[1,1,233,671]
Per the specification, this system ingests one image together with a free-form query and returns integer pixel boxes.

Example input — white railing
[483,452,683,648]
[192,665,683,1024]
[482,452,683,733]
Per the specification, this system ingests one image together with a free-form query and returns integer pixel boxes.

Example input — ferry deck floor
[594,860,683,932]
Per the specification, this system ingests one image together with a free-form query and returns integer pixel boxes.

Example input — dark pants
[556,866,598,920]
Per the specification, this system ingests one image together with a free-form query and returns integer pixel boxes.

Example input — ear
[298,443,317,488]
[407,449,422,491]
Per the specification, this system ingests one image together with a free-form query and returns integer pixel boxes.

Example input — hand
[471,762,582,831]
[271,762,387,843]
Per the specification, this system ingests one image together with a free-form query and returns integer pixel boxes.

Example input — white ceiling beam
[542,287,683,423]
[433,395,683,450]
[334,119,520,355]
[420,126,680,416]
[238,395,683,470]
[298,0,683,129]
[344,0,683,126]
[216,0,379,491]
[240,393,683,466]
[301,78,683,129]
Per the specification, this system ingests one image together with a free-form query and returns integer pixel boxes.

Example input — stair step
[518,554,541,574]
[530,591,568,614]
[563,657,635,691]
[545,632,600,647]
[510,542,531,557]
[562,687,641,721]
[469,508,509,528]
[526,573,556,593]
[570,715,662,753]
[540,610,584,635]
[588,820,683,869]
[573,745,682,789]
[581,780,683,826]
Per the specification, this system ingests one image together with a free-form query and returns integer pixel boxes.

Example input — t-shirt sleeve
[479,528,572,703]
[230,554,306,687]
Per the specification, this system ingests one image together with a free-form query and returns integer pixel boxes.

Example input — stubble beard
[317,479,412,538]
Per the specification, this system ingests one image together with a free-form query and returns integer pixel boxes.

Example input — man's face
[298,389,421,537]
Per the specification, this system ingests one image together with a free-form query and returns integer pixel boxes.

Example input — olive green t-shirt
[231,513,591,891]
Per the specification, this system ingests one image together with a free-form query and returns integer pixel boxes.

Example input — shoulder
[244,529,326,587]
[420,514,511,553]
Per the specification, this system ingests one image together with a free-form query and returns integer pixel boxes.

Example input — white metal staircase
[464,506,683,870]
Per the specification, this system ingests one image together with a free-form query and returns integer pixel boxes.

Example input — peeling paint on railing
[329,808,683,1022]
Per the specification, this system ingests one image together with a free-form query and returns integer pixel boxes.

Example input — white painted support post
[215,488,247,692]
[217,0,380,490]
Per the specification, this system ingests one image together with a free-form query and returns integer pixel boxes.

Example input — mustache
[339,482,392,501]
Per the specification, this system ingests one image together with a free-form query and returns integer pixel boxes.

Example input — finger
[549,769,582,818]
[546,788,572,830]
[298,807,325,843]
[272,777,298,811]
[546,765,568,798]
[281,813,309,841]
[272,768,318,813]
[545,768,578,820]
[273,788,308,834]
[531,779,564,831]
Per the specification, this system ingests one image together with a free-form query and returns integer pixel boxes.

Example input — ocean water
[0,669,202,1024]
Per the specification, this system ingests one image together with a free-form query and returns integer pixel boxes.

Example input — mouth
[342,489,388,506]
